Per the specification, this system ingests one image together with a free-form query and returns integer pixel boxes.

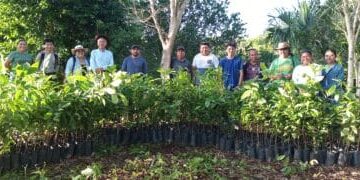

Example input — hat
[131,45,141,49]
[275,42,290,50]
[71,45,88,55]
[176,46,185,51]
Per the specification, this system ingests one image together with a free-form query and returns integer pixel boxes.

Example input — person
[121,45,147,74]
[90,35,114,74]
[192,42,219,84]
[4,39,33,70]
[219,42,243,90]
[35,38,59,75]
[65,45,90,78]
[170,46,192,77]
[320,49,344,91]
[243,48,262,81]
[269,42,300,81]
[292,49,323,85]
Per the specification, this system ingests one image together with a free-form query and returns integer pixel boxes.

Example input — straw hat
[275,42,291,50]
[71,45,88,55]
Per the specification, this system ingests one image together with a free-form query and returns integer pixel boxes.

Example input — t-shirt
[121,55,147,74]
[292,64,323,85]
[269,56,299,77]
[36,52,58,74]
[192,53,219,74]
[243,62,262,81]
[6,51,33,66]
[171,58,191,73]
[219,56,243,89]
[90,49,114,71]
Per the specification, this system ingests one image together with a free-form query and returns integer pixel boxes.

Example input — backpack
[70,56,89,75]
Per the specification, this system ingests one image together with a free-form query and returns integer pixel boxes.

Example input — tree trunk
[160,43,175,69]
[347,40,356,89]
[356,61,360,96]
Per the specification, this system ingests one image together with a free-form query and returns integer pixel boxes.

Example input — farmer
[90,35,114,74]
[320,49,344,91]
[269,42,300,81]
[65,45,90,77]
[121,45,147,75]
[4,39,33,70]
[192,42,219,84]
[219,42,243,90]
[170,46,192,78]
[292,49,323,85]
[35,38,59,75]
[243,48,262,81]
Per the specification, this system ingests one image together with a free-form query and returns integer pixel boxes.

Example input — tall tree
[132,0,190,69]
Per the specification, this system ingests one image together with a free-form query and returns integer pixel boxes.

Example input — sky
[228,0,300,38]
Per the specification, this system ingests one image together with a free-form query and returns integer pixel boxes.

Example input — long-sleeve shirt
[89,49,114,71]
[321,63,344,91]
[121,55,147,74]
[65,56,90,77]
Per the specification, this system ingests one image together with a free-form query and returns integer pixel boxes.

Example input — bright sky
[228,0,301,38]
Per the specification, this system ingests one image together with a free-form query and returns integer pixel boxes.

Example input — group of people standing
[3,35,148,79]
[3,37,344,92]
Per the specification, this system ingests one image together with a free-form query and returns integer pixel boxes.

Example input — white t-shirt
[192,53,219,69]
[292,64,323,84]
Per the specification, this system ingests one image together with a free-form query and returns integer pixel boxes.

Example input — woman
[292,50,323,85]
[4,39,33,70]
[320,49,344,91]
[269,42,300,81]
[65,45,90,77]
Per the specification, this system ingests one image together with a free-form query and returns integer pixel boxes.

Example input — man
[243,48,262,81]
[269,42,299,81]
[219,42,243,90]
[36,38,59,75]
[4,39,33,70]
[170,46,192,77]
[192,42,219,84]
[90,35,114,74]
[121,45,147,74]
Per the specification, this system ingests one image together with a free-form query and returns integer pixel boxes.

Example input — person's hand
[271,74,282,80]
[284,74,292,79]
[95,68,103,74]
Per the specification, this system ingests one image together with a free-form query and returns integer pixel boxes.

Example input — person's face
[75,50,85,59]
[325,51,336,64]
[131,48,140,57]
[278,48,290,58]
[17,40,27,53]
[97,38,107,49]
[301,52,312,65]
[249,50,258,62]
[200,45,210,56]
[226,46,236,57]
[176,50,185,60]
[44,42,54,52]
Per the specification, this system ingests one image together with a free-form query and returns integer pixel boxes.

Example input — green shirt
[269,56,299,76]
[6,51,33,66]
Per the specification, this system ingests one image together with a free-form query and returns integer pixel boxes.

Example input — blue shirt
[65,57,90,77]
[121,55,147,74]
[219,56,243,90]
[321,63,344,91]
[90,49,114,71]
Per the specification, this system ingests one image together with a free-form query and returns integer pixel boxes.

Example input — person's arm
[143,58,147,74]
[238,59,244,86]
[64,57,73,77]
[4,52,14,70]
[121,58,127,72]
[269,59,282,80]
[90,50,96,71]
[105,51,114,69]
[213,55,219,68]
[192,56,197,80]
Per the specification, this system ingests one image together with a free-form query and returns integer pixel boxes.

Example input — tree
[132,0,190,70]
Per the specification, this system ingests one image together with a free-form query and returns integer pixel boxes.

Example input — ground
[1,144,360,179]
